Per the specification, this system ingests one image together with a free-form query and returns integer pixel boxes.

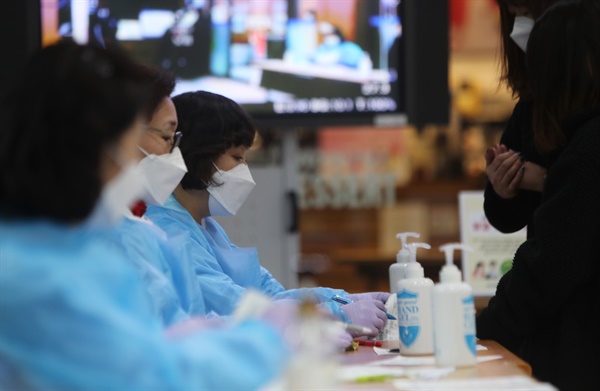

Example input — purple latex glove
[260,299,299,336]
[259,300,302,351]
[261,301,353,352]
[341,300,387,337]
[334,329,354,350]
[347,292,391,304]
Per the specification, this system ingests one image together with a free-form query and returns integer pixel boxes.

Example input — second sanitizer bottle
[397,242,434,356]
[432,243,477,367]
[389,231,420,294]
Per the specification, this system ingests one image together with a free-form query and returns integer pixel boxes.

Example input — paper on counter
[393,375,558,390]
[369,354,503,366]
[377,294,399,341]
[374,346,401,356]
[369,355,438,366]
[374,344,487,356]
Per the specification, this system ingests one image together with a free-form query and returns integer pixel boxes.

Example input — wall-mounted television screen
[41,0,405,128]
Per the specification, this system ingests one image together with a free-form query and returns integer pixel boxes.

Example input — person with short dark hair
[476,1,600,388]
[146,90,392,337]
[0,41,297,390]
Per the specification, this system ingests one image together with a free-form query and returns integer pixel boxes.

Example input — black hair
[138,64,176,121]
[0,41,150,222]
[172,91,256,190]
[497,0,560,98]
[527,0,600,152]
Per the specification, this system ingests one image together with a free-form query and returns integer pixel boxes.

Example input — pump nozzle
[438,243,473,283]
[396,232,420,252]
[439,243,473,266]
[403,242,431,279]
[406,242,431,263]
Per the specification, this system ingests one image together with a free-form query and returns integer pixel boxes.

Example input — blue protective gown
[145,195,350,319]
[105,214,206,326]
[0,220,289,390]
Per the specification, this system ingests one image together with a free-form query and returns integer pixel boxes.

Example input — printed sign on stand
[458,191,527,296]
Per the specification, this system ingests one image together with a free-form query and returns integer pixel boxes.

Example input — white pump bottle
[397,242,434,356]
[389,232,420,294]
[432,243,477,367]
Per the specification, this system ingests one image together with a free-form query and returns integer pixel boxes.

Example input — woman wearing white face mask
[103,65,206,326]
[483,0,560,243]
[0,40,301,391]
[145,91,392,338]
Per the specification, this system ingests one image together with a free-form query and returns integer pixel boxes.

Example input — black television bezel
[21,0,449,130]
[32,0,408,130]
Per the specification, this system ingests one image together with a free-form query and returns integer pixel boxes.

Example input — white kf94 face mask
[85,161,146,229]
[510,16,535,52]
[207,162,256,216]
[137,146,188,206]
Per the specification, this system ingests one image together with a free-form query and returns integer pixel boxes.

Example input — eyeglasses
[143,125,182,153]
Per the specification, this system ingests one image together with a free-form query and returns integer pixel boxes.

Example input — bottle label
[397,289,420,348]
[462,295,477,356]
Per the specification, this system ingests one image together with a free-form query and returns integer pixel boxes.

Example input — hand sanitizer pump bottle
[433,243,477,367]
[389,232,420,294]
[397,242,434,356]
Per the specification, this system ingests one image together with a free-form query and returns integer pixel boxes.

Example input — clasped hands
[485,144,547,198]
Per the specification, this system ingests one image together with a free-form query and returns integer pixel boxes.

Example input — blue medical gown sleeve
[0,223,289,390]
[146,202,350,319]
[110,218,206,323]
[209,219,351,321]
[178,236,250,315]
[205,218,348,321]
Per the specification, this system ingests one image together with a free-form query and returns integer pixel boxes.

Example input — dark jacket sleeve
[477,117,600,352]
[484,99,540,235]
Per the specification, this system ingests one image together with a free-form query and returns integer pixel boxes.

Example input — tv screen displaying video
[41,0,405,127]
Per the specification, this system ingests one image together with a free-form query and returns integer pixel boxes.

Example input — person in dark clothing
[483,0,560,239]
[476,1,600,389]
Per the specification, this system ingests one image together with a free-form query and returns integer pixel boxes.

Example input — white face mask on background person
[85,161,147,228]
[137,146,188,206]
[510,16,535,52]
[207,162,256,216]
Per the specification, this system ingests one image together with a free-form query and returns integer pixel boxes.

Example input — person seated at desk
[0,40,302,390]
[106,64,354,348]
[103,64,204,327]
[145,90,390,336]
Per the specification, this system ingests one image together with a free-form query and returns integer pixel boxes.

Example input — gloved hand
[335,330,354,350]
[261,300,354,352]
[347,292,391,304]
[260,299,300,336]
[341,300,387,337]
[259,299,302,351]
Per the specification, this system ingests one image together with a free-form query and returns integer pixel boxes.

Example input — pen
[355,339,382,347]
[332,295,397,320]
